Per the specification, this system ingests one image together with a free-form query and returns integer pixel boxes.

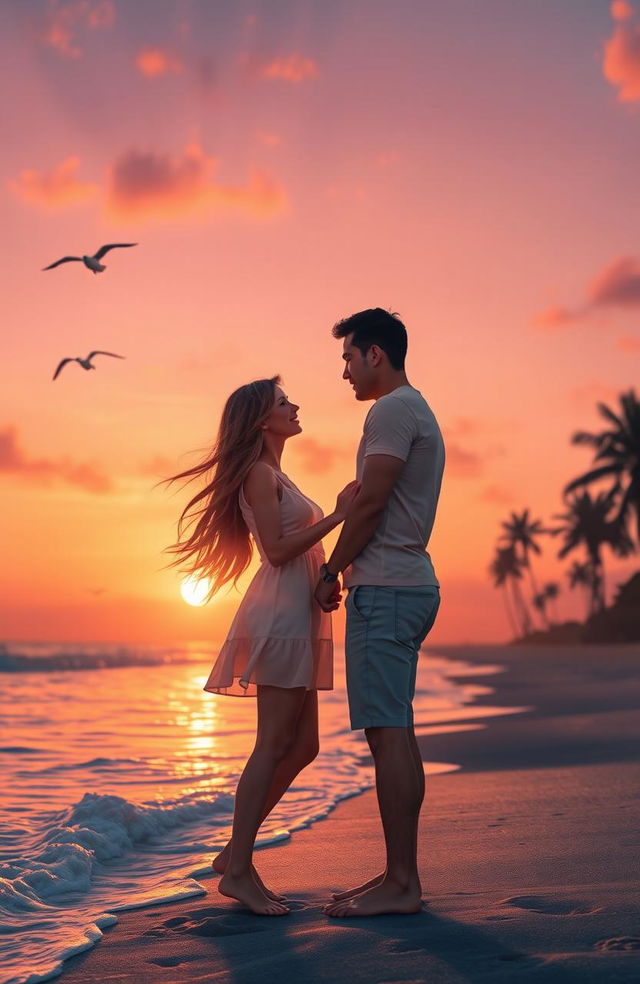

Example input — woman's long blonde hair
[164,376,280,596]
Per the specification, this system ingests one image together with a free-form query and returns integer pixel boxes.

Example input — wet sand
[60,643,640,983]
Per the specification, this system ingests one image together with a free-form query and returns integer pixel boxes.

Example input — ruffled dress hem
[204,636,333,697]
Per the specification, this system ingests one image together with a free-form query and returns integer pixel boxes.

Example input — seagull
[42,243,137,274]
[52,350,125,381]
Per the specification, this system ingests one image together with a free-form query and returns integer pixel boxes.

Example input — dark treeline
[489,389,640,643]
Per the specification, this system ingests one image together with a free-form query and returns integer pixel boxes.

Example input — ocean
[0,640,506,984]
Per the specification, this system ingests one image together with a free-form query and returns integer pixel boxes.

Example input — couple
[168,308,445,917]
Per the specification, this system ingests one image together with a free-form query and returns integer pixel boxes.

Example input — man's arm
[314,454,404,611]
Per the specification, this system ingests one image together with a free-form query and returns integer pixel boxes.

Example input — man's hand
[314,576,342,613]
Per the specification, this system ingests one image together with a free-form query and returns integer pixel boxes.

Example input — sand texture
[59,644,640,983]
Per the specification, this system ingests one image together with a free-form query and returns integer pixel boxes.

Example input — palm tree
[566,560,594,620]
[500,508,549,626]
[565,389,640,542]
[543,581,560,624]
[532,591,551,627]
[552,490,635,614]
[489,546,524,638]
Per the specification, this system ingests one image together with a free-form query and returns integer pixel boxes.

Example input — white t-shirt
[344,385,445,587]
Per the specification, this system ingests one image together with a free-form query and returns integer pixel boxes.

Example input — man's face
[342,334,376,400]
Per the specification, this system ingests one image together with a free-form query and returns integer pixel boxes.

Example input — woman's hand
[335,480,361,521]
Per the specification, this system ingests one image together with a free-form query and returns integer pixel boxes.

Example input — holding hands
[315,480,360,612]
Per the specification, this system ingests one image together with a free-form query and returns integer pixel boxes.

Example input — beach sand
[60,644,640,983]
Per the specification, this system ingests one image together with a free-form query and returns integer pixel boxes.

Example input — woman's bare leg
[213,690,319,900]
[218,685,308,915]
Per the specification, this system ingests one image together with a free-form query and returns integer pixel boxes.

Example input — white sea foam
[0,643,506,984]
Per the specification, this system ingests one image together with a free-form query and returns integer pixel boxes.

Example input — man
[314,308,445,917]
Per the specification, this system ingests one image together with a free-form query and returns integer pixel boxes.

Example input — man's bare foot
[212,853,287,902]
[323,879,422,918]
[218,872,290,916]
[331,871,386,900]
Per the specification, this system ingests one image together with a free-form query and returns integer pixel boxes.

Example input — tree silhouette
[552,490,634,614]
[489,545,526,637]
[566,560,594,620]
[566,389,640,542]
[500,508,549,628]
[543,581,560,624]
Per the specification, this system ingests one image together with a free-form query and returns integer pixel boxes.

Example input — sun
[180,575,211,607]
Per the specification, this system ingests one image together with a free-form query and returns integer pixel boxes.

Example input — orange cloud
[532,304,582,331]
[39,0,115,58]
[9,156,98,209]
[603,0,640,102]
[479,484,514,505]
[135,48,183,78]
[291,437,353,475]
[617,333,640,351]
[0,426,113,493]
[107,142,287,221]
[444,444,482,478]
[260,54,318,83]
[568,381,621,406]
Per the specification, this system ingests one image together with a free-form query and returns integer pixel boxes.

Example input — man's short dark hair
[332,308,407,370]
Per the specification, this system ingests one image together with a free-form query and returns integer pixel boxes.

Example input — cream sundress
[203,468,333,697]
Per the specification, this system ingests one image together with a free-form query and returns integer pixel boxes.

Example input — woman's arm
[244,462,356,567]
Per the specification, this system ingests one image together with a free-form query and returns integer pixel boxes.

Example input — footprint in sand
[177,916,271,937]
[148,955,202,968]
[501,895,602,916]
[595,936,640,951]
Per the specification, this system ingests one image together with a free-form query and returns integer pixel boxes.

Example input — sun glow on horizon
[180,575,211,607]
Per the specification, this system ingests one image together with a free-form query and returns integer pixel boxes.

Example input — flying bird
[52,350,125,381]
[42,243,137,274]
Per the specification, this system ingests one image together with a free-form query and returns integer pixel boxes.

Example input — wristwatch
[319,563,339,583]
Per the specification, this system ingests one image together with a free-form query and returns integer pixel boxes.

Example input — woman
[166,376,359,915]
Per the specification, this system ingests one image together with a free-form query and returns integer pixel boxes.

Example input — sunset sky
[1,0,638,646]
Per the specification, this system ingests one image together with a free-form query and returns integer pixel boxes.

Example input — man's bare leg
[325,726,423,916]
[332,724,425,901]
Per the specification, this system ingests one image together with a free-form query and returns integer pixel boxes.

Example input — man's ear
[368,344,383,367]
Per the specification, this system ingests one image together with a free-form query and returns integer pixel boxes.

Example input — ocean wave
[0,790,232,913]
[0,643,213,674]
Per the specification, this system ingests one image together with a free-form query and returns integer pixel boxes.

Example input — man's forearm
[326,500,384,574]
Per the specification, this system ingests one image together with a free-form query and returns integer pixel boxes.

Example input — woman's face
[263,385,302,438]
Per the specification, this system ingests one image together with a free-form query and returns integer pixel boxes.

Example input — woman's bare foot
[331,871,386,901]
[212,851,287,902]
[324,879,422,918]
[218,872,290,916]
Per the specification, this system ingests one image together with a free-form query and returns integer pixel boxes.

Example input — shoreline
[50,644,640,982]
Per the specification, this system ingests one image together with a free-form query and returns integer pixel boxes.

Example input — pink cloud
[603,0,640,102]
[9,156,98,209]
[257,131,282,148]
[107,142,287,221]
[291,437,353,475]
[617,333,640,351]
[135,48,183,78]
[588,255,640,306]
[260,54,318,83]
[534,255,640,329]
[39,0,115,58]
[0,426,113,493]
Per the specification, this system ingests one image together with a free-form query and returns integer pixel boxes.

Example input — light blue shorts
[345,585,441,730]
